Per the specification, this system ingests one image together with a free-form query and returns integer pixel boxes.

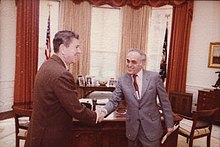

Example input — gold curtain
[14,0,39,105]
[59,0,92,79]
[117,5,150,75]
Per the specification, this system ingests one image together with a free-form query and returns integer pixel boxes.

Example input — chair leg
[16,138,19,147]
[207,135,211,147]
[189,139,193,147]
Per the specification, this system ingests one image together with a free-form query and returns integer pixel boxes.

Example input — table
[72,112,182,147]
[77,86,115,98]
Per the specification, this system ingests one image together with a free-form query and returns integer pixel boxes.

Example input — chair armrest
[179,115,193,120]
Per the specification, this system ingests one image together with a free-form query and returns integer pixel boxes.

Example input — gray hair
[128,48,146,63]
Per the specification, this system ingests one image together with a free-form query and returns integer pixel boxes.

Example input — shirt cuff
[101,108,108,116]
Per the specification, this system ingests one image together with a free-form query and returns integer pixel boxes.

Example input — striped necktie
[133,74,140,98]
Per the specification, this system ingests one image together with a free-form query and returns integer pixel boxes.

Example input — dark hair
[53,30,79,53]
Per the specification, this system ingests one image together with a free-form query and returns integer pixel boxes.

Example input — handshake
[95,108,108,123]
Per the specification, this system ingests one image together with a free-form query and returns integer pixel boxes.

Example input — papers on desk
[79,98,92,103]
[161,124,179,144]
[97,98,109,105]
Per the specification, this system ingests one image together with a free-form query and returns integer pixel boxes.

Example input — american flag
[159,25,168,83]
[45,14,51,60]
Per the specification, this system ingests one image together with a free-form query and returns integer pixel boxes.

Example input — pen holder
[81,102,92,110]
[92,98,97,111]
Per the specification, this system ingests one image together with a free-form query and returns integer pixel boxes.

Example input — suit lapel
[141,70,150,98]
[125,73,139,99]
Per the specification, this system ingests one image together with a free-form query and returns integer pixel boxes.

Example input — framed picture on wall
[208,42,220,68]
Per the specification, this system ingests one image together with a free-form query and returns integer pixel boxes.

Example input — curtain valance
[71,0,188,8]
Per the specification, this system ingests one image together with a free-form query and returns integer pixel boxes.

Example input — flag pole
[164,14,170,63]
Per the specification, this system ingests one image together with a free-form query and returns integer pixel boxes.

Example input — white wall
[0,0,16,112]
[186,1,220,111]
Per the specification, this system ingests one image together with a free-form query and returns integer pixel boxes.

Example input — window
[90,6,121,80]
[147,6,173,72]
[90,5,172,80]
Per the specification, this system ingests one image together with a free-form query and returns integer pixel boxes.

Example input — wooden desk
[72,112,182,147]
[197,89,220,124]
[12,103,33,110]
[77,86,115,98]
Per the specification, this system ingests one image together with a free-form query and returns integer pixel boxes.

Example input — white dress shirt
[132,69,143,99]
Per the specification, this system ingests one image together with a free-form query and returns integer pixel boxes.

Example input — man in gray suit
[25,30,98,147]
[98,48,174,147]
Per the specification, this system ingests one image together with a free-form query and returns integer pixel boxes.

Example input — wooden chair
[13,106,32,147]
[178,108,218,147]
[169,91,193,117]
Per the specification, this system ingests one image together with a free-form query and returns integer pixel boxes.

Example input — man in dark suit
[25,30,97,147]
[98,48,174,147]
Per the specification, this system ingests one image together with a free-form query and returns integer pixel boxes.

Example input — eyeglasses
[126,59,138,65]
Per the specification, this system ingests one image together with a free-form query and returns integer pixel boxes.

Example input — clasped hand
[166,127,174,136]
[95,108,107,123]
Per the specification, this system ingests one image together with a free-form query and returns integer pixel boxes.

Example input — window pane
[90,7,120,80]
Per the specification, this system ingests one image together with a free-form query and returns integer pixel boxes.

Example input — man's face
[62,38,80,65]
[126,51,143,75]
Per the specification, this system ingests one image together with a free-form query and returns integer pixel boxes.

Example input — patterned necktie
[133,74,140,98]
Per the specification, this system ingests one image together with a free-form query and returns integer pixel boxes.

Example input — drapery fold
[14,0,39,105]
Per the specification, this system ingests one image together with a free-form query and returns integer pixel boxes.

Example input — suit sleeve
[156,74,174,128]
[104,77,124,114]
[53,71,96,125]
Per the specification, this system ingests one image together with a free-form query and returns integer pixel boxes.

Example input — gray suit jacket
[25,55,96,147]
[104,70,174,141]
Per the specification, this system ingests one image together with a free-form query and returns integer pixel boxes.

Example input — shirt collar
[131,69,143,79]
[136,69,143,79]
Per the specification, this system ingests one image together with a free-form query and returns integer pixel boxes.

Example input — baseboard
[0,111,14,120]
[214,120,220,126]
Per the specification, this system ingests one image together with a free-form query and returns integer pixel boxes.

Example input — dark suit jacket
[25,55,96,147]
[104,70,174,141]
